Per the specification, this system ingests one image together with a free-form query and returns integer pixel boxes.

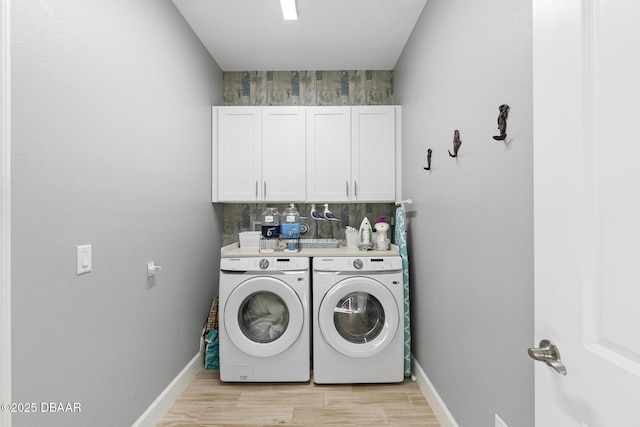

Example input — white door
[0,1,11,426]
[533,0,640,425]
[318,277,400,358]
[306,107,351,202]
[217,107,261,201]
[262,107,305,201]
[222,276,304,358]
[351,106,396,202]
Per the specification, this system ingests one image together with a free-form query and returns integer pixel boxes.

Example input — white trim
[132,352,203,427]
[0,0,11,425]
[211,107,218,202]
[411,354,459,427]
[395,105,402,202]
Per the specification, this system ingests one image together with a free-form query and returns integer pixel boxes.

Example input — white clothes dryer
[312,256,404,384]
[219,257,310,382]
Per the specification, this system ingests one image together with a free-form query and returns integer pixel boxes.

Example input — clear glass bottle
[261,207,280,239]
[260,207,280,253]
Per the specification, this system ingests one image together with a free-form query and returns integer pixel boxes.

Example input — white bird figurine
[310,204,325,220]
[323,204,340,221]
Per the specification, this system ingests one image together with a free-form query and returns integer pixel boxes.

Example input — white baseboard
[411,354,459,427]
[132,352,203,427]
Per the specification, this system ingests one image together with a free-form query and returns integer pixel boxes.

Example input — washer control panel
[221,257,309,272]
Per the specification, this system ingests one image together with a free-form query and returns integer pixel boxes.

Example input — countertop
[221,242,400,258]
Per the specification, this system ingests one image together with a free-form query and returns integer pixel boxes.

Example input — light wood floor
[157,369,441,426]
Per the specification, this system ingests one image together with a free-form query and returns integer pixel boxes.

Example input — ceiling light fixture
[280,0,298,20]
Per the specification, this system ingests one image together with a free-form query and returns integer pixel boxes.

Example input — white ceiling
[171,0,428,71]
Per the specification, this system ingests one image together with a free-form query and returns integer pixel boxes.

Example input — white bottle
[374,216,390,250]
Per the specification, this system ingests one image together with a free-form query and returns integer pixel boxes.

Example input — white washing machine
[312,256,404,384]
[219,256,310,382]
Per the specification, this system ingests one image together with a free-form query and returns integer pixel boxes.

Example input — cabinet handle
[255,181,258,199]
[263,181,267,199]
[346,181,349,198]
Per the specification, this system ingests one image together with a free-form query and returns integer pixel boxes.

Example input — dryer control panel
[313,256,402,272]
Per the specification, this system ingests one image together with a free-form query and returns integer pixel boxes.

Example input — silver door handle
[528,339,567,375]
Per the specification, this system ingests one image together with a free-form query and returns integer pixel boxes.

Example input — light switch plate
[76,244,92,275]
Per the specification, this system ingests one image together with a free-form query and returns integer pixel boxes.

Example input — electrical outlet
[495,414,508,427]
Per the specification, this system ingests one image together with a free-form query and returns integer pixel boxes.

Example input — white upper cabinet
[216,107,262,202]
[215,107,305,202]
[213,106,398,203]
[262,107,306,201]
[306,106,397,202]
[306,107,351,202]
[351,106,396,202]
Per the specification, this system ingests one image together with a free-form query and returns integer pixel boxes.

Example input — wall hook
[493,104,510,141]
[423,149,432,170]
[448,130,461,157]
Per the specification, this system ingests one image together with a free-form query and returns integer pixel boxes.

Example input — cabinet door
[217,107,261,201]
[306,107,351,202]
[262,107,306,201]
[351,106,396,202]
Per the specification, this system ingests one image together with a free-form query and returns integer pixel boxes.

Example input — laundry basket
[239,231,261,249]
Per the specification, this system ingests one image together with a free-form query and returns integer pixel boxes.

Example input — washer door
[318,276,399,358]
[224,276,304,358]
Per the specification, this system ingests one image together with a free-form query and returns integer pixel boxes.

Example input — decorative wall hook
[493,104,510,141]
[448,130,462,158]
[423,149,432,170]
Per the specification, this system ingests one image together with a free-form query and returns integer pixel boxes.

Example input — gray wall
[11,1,223,426]
[393,1,534,426]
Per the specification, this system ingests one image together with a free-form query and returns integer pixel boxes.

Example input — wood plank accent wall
[223,70,394,106]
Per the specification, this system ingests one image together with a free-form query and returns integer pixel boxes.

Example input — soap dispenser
[281,204,301,253]
[260,207,280,253]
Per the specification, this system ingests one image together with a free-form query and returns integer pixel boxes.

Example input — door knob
[528,339,567,375]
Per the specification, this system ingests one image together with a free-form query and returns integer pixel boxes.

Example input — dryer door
[318,276,400,358]
[224,276,304,358]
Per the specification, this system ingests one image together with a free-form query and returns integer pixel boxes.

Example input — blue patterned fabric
[204,329,219,370]
[394,207,411,377]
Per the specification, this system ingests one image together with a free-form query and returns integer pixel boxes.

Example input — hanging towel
[394,206,412,377]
